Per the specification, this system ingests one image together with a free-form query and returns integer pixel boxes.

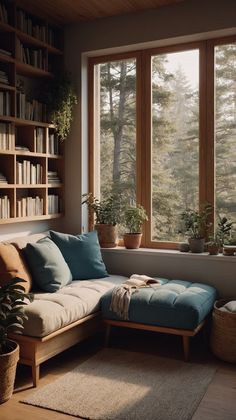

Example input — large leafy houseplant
[0,277,33,404]
[82,192,121,247]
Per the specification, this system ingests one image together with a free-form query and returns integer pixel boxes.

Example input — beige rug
[21,348,215,420]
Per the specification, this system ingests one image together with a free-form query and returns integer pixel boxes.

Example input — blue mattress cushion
[101,279,217,330]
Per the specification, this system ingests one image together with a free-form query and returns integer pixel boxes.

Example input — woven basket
[0,340,19,404]
[210,299,236,363]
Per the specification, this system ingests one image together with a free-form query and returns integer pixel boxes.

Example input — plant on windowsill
[0,277,33,404]
[82,192,122,248]
[123,204,148,249]
[180,204,212,253]
[207,215,234,255]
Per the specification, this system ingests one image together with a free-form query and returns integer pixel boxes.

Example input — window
[151,50,199,242]
[89,36,236,248]
[92,57,137,206]
[215,42,236,222]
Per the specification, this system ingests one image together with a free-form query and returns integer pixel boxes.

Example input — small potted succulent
[123,204,148,249]
[82,192,121,248]
[180,204,212,253]
[0,277,33,404]
[207,215,234,255]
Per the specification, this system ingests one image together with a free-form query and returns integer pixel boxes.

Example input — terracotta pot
[123,233,142,249]
[208,244,219,255]
[95,224,117,248]
[0,340,19,404]
[188,238,205,253]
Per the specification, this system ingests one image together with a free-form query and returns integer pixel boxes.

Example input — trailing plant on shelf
[0,277,33,404]
[43,72,77,142]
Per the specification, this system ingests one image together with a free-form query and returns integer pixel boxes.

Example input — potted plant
[123,204,148,249]
[207,234,221,255]
[82,192,121,248]
[207,215,234,255]
[180,204,212,253]
[43,72,77,142]
[0,277,33,404]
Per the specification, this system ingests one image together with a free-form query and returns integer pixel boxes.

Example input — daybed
[0,231,217,387]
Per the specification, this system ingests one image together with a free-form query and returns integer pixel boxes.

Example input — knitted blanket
[110,274,161,320]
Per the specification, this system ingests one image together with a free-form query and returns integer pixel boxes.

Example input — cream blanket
[110,274,161,320]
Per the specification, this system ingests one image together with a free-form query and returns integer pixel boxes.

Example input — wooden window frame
[88,35,236,249]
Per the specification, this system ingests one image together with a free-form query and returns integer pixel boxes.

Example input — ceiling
[18,0,186,25]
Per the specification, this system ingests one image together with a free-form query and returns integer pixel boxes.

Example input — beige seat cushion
[0,243,32,292]
[23,275,126,337]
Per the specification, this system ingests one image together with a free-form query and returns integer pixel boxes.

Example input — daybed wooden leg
[104,324,111,347]
[32,364,40,387]
[182,336,189,361]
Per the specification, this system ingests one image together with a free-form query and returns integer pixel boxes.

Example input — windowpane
[215,43,236,222]
[151,50,199,241]
[94,59,136,206]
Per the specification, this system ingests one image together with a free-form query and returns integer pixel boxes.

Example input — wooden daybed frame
[103,319,206,361]
[11,312,102,387]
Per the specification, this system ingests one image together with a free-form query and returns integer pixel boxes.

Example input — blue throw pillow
[49,230,108,280]
[24,237,72,292]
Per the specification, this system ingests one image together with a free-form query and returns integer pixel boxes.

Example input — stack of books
[16,160,43,184]
[48,171,61,184]
[0,195,10,219]
[0,69,10,85]
[48,132,59,154]
[0,172,8,184]
[0,90,10,115]
[15,145,30,152]
[0,1,8,23]
[48,194,60,214]
[35,127,44,153]
[17,196,44,217]
[0,123,14,150]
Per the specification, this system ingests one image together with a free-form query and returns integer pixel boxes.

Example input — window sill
[101,246,236,262]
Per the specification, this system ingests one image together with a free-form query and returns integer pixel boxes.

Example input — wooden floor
[0,328,235,420]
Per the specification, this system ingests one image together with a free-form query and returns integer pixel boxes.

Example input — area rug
[21,348,215,420]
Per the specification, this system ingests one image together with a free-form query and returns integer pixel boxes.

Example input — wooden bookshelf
[0,0,64,224]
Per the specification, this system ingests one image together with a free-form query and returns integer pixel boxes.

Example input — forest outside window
[89,36,236,249]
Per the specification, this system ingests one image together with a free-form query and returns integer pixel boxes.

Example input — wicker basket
[0,340,19,404]
[210,299,236,363]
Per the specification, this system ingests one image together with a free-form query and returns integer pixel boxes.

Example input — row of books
[17,9,47,43]
[48,194,60,214]
[16,92,47,121]
[0,1,8,23]
[48,171,61,184]
[48,133,60,155]
[0,172,7,184]
[16,38,46,70]
[17,195,44,217]
[0,90,10,116]
[35,127,44,153]
[0,122,14,150]
[0,195,10,219]
[0,69,10,85]
[16,160,43,184]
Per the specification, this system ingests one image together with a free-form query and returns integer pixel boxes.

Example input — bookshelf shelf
[0,0,64,224]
